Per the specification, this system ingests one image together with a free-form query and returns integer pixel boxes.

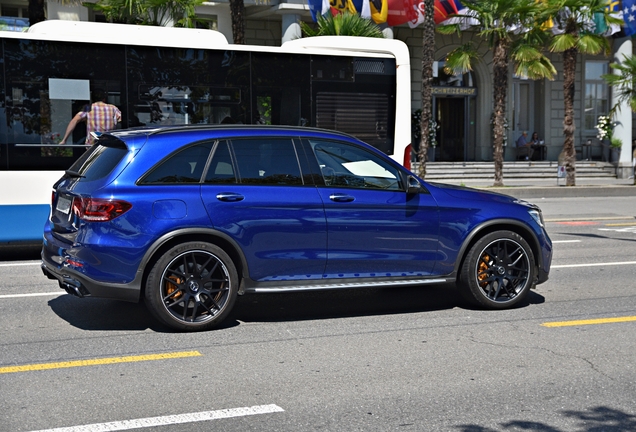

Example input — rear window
[66,137,128,182]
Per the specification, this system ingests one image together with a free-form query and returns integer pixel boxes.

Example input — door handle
[329,193,355,203]
[216,192,244,202]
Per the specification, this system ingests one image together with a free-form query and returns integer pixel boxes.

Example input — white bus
[0,20,411,244]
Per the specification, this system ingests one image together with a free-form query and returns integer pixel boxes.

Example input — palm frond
[444,43,480,75]
[576,33,609,55]
[549,33,576,53]
[301,12,384,38]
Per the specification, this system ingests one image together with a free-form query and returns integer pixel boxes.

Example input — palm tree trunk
[562,46,577,186]
[230,0,245,44]
[492,37,509,187]
[418,0,435,178]
[28,0,46,26]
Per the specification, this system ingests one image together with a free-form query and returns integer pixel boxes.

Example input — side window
[231,138,303,185]
[205,141,236,184]
[140,142,213,184]
[309,140,403,191]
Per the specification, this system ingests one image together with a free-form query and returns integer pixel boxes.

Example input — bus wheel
[145,242,238,331]
[459,231,535,309]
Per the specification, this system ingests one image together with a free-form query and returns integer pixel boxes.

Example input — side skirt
[241,277,453,294]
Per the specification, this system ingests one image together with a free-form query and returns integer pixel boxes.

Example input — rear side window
[141,142,213,184]
[66,137,128,182]
[205,141,236,184]
[231,138,303,185]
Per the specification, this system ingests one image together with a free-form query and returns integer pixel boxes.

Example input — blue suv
[41,126,552,331]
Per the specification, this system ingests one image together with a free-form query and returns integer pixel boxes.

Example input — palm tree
[546,0,622,186]
[418,0,436,179]
[299,11,384,37]
[230,0,245,43]
[28,0,46,25]
[603,55,636,111]
[438,0,556,186]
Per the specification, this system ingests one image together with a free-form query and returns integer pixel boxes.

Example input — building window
[1,5,28,17]
[583,61,609,131]
[196,15,218,31]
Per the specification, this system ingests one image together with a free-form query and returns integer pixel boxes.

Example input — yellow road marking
[0,350,201,374]
[541,316,636,328]
[605,222,636,227]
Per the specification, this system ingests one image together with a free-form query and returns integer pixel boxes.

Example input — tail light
[72,197,132,222]
[403,144,412,171]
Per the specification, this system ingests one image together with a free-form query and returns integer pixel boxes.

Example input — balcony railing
[0,17,29,32]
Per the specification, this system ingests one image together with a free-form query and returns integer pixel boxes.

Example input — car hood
[427,181,520,205]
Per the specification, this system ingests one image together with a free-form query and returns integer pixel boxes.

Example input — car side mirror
[407,175,421,194]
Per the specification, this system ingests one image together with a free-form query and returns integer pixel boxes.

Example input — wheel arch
[137,228,249,299]
[453,219,542,281]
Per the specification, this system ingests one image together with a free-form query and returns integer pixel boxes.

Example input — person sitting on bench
[516,131,533,160]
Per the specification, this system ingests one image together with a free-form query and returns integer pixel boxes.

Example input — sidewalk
[436,176,636,199]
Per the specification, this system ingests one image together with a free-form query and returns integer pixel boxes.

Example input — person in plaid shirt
[61,89,121,145]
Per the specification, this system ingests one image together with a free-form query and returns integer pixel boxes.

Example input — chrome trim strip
[247,278,450,293]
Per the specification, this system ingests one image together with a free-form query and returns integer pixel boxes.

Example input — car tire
[145,242,238,331]
[458,230,535,309]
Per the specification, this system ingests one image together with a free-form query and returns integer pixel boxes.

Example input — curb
[477,185,636,199]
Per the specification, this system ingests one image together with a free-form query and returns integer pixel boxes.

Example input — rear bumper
[41,250,141,303]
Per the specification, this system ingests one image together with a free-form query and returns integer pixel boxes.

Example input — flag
[386,0,419,26]
[623,0,636,36]
[370,0,388,24]
[309,0,330,21]
[434,0,459,24]
[330,0,358,14]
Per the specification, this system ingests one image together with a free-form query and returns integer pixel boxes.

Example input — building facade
[2,0,634,176]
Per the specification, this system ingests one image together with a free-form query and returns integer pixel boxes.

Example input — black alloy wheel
[145,242,238,331]
[459,230,535,309]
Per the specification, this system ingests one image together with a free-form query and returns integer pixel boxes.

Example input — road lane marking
[542,316,636,327]
[0,292,61,299]
[28,404,285,432]
[0,351,202,374]
[545,217,634,222]
[551,261,636,269]
[552,240,581,243]
[0,262,41,267]
[605,222,636,227]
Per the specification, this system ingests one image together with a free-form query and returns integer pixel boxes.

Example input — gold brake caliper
[477,253,490,287]
[166,275,184,300]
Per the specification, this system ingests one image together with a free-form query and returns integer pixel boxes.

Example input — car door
[200,138,327,282]
[306,139,440,278]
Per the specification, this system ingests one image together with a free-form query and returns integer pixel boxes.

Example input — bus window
[4,38,125,170]
[127,47,250,126]
[133,85,241,126]
[251,52,310,127]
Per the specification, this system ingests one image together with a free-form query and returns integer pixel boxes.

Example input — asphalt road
[1,196,636,431]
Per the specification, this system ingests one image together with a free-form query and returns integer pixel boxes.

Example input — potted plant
[610,137,622,163]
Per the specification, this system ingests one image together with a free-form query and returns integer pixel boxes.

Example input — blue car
[41,125,552,331]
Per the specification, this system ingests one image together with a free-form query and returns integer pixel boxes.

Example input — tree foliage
[603,54,636,113]
[300,12,384,38]
[84,0,204,27]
